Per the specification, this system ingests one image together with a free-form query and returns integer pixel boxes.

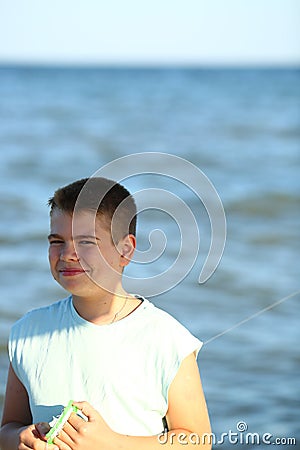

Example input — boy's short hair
[48,177,137,242]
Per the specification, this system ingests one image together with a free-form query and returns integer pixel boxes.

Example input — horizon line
[0,61,299,70]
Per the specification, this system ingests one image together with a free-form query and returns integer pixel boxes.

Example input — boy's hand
[53,401,116,450]
[18,423,58,449]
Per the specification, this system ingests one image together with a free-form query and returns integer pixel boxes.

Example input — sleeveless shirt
[9,295,202,436]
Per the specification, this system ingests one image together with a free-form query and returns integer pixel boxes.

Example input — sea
[0,66,299,448]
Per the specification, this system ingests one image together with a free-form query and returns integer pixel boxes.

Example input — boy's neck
[71,290,141,325]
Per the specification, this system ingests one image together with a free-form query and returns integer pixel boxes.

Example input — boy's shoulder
[138,297,202,357]
[11,296,71,334]
[138,297,196,335]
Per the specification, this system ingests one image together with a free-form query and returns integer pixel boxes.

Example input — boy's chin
[57,279,114,298]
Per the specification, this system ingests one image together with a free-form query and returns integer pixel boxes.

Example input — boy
[0,177,211,449]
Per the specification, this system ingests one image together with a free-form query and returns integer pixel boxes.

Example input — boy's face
[48,209,133,297]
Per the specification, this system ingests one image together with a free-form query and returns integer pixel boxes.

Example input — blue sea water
[0,67,299,448]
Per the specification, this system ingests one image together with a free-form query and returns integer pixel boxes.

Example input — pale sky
[0,0,299,65]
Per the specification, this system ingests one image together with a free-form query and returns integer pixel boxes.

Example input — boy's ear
[119,234,136,267]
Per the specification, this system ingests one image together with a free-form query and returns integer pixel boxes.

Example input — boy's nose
[60,242,79,261]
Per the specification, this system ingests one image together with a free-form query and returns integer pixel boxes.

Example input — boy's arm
[56,352,212,449]
[164,351,212,447]
[0,363,57,450]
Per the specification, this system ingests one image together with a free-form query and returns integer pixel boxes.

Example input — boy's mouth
[59,268,87,276]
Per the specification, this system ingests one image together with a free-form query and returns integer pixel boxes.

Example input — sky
[0,0,299,66]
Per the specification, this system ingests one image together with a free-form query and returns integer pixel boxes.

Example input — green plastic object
[46,400,78,444]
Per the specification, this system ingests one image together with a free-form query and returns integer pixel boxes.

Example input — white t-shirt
[9,295,202,436]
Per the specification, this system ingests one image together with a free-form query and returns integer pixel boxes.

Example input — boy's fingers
[53,427,74,448]
[65,413,86,435]
[72,401,96,421]
[46,444,59,450]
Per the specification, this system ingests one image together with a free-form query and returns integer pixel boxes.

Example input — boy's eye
[49,240,64,245]
[78,240,97,245]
